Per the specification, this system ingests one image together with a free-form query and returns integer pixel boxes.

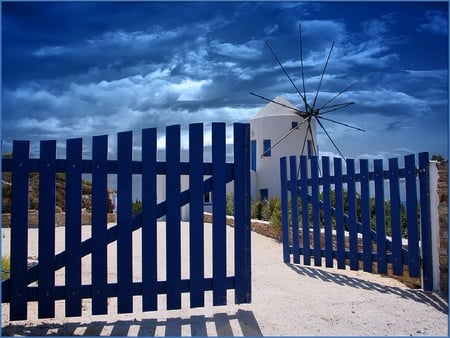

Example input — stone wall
[2,211,117,227]
[203,212,281,241]
[437,161,448,295]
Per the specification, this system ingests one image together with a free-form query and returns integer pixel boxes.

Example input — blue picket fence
[2,122,252,321]
[280,153,433,291]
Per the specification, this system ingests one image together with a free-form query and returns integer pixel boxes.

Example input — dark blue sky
[2,1,448,160]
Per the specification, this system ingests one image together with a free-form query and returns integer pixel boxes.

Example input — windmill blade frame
[252,25,365,167]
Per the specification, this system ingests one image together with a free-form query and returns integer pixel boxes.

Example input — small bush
[2,256,10,281]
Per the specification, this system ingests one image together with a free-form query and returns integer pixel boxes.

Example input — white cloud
[299,19,347,45]
[418,10,448,35]
[171,79,212,101]
[33,45,71,57]
[210,40,263,60]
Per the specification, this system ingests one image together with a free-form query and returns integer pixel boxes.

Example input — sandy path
[1,224,448,336]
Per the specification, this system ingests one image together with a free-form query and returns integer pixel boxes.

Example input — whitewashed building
[250,96,317,200]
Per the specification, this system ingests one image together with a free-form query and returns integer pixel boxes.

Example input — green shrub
[226,193,234,216]
[2,256,10,281]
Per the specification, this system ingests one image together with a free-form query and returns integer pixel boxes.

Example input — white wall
[251,114,316,200]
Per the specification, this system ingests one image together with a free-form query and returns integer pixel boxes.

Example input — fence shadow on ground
[2,309,262,336]
[287,263,448,314]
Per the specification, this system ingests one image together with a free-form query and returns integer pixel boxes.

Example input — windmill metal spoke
[308,121,319,156]
[299,23,310,112]
[265,40,308,107]
[317,116,366,132]
[307,122,322,176]
[319,102,355,115]
[260,116,311,157]
[296,120,321,179]
[249,92,307,116]
[300,120,310,155]
[312,41,335,110]
[317,82,357,111]
[297,121,311,179]
[314,116,346,160]
[319,101,355,111]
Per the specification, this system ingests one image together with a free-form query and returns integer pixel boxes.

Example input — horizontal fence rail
[2,122,252,321]
[280,153,432,291]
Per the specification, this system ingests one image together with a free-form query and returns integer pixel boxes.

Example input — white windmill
[250,24,365,201]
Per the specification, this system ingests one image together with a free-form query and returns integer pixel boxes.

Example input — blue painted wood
[374,159,387,274]
[322,157,333,268]
[388,157,403,276]
[189,123,205,308]
[3,123,253,320]
[212,122,227,306]
[280,157,290,263]
[141,127,158,311]
[117,131,133,313]
[166,125,182,310]
[299,155,310,265]
[38,140,57,319]
[310,156,321,266]
[233,123,251,304]
[290,156,300,264]
[418,152,433,291]
[359,159,372,272]
[405,154,420,277]
[91,135,108,315]
[65,138,83,317]
[346,158,358,271]
[10,141,30,321]
[334,157,345,269]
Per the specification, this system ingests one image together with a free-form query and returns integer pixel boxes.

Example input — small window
[260,188,268,201]
[292,121,299,129]
[263,139,271,157]
[204,193,211,203]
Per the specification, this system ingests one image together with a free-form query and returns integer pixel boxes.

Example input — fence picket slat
[10,141,30,321]
[141,127,158,311]
[311,156,321,266]
[322,157,333,268]
[117,131,133,313]
[3,122,254,321]
[418,152,433,291]
[212,122,227,306]
[405,154,420,277]
[290,156,300,264]
[374,159,387,274]
[334,157,345,269]
[299,155,310,265]
[65,138,83,317]
[359,159,372,272]
[189,123,205,308]
[346,158,358,271]
[91,135,108,315]
[280,157,290,263]
[233,123,251,304]
[166,125,182,310]
[388,157,403,276]
[38,140,57,319]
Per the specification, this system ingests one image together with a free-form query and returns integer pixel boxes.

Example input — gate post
[419,152,433,291]
[428,159,441,292]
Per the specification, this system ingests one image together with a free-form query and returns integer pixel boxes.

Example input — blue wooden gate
[280,153,433,291]
[2,122,251,321]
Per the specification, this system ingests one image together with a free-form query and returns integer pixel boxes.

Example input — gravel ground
[1,224,448,336]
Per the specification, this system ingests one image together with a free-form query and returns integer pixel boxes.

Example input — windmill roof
[252,96,300,120]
